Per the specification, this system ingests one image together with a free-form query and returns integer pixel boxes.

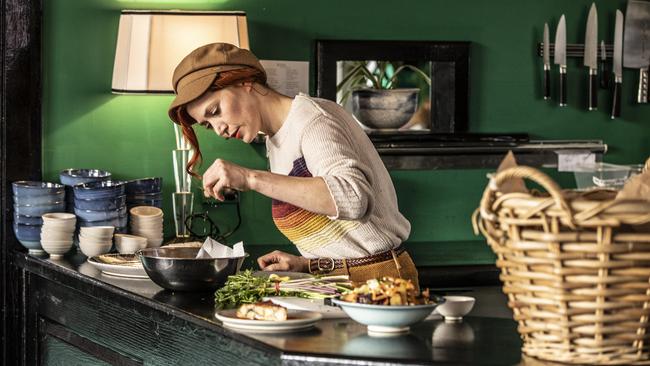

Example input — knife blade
[584,3,598,110]
[612,10,624,118]
[543,23,551,100]
[554,15,567,106]
[600,41,609,89]
[623,0,650,103]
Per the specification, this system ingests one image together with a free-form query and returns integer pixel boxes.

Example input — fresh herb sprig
[214,270,351,309]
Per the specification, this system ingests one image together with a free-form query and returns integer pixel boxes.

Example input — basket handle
[479,166,574,225]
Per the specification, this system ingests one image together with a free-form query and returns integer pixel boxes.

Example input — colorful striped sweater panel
[271,157,360,253]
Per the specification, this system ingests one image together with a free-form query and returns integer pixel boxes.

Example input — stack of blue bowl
[60,169,112,213]
[12,181,66,254]
[126,177,163,209]
[74,180,128,234]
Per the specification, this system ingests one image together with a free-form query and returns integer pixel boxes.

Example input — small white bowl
[114,234,148,254]
[41,229,75,241]
[79,240,112,258]
[42,212,76,222]
[41,239,74,258]
[79,226,115,238]
[146,237,164,248]
[435,296,475,322]
[130,206,163,218]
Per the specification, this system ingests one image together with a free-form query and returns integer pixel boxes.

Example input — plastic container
[573,162,631,190]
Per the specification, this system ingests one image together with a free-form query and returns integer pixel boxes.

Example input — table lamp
[111,10,249,239]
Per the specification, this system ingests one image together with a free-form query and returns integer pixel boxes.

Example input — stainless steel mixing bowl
[137,247,247,291]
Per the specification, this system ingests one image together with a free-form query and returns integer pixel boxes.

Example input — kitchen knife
[555,15,567,106]
[600,41,609,89]
[623,0,650,103]
[584,3,598,110]
[543,23,551,100]
[612,10,624,119]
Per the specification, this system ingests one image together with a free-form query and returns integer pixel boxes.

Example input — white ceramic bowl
[129,206,163,218]
[79,226,115,238]
[79,240,112,258]
[41,229,75,241]
[332,299,440,334]
[41,239,74,258]
[42,212,76,221]
[435,296,475,322]
[146,237,164,248]
[114,234,148,254]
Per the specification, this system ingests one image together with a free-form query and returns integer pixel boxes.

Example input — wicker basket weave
[474,160,650,365]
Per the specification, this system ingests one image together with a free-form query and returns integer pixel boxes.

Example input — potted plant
[336,61,431,129]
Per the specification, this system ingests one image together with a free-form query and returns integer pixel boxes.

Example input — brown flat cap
[168,43,266,123]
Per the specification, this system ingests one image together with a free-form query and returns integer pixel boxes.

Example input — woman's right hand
[257,250,309,273]
[202,158,253,201]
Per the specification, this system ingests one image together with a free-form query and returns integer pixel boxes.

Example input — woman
[168,43,418,287]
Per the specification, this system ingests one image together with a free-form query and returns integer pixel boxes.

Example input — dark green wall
[42,0,650,266]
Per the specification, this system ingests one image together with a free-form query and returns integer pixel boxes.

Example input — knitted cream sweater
[266,94,411,259]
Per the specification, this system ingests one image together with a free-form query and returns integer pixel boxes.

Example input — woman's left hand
[257,250,309,273]
[202,158,252,201]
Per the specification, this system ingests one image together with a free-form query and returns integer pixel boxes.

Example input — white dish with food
[87,254,148,279]
[215,309,322,333]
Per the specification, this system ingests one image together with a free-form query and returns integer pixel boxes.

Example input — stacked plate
[74,180,127,234]
[129,206,164,248]
[60,169,112,213]
[40,213,76,259]
[12,181,66,254]
[78,226,114,257]
[126,177,162,209]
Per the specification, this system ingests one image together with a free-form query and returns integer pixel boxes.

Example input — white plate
[215,309,322,333]
[263,297,349,319]
[87,254,149,279]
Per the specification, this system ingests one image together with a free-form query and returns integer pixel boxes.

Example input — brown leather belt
[308,245,406,274]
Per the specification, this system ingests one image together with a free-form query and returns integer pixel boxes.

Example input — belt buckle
[317,258,335,272]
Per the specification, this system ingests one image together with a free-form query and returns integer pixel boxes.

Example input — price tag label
[557,151,596,172]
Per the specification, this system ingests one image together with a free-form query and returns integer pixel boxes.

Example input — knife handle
[588,69,598,111]
[600,60,609,89]
[638,68,648,103]
[544,65,550,100]
[611,76,622,119]
[559,66,567,107]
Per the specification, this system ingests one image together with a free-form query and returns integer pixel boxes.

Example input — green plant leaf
[336,64,365,92]
[390,65,431,87]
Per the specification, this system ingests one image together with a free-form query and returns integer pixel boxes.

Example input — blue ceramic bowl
[12,181,64,196]
[14,213,44,226]
[74,194,126,211]
[74,180,125,199]
[128,192,163,200]
[127,199,163,208]
[331,298,441,334]
[13,201,66,216]
[125,177,163,195]
[13,191,65,205]
[60,168,111,186]
[13,223,42,241]
[74,206,126,222]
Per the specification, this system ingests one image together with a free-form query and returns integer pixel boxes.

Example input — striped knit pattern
[272,157,360,252]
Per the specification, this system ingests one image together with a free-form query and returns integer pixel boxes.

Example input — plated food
[340,277,431,306]
[333,277,441,334]
[236,301,288,321]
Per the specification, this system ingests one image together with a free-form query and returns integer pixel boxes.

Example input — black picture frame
[315,40,470,134]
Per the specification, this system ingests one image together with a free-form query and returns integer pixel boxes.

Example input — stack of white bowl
[79,226,114,258]
[40,213,76,259]
[129,206,164,248]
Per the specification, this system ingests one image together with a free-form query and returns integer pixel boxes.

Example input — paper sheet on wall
[556,150,596,172]
[260,60,309,97]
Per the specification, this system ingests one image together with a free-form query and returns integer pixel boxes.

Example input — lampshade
[111,10,249,94]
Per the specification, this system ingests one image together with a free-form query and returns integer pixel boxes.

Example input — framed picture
[315,40,470,135]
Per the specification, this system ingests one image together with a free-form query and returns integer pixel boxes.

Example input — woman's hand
[257,250,309,273]
[202,159,252,201]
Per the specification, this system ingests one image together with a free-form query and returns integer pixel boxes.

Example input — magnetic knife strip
[537,43,614,58]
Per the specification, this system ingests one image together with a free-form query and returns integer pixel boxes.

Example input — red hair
[173,68,266,179]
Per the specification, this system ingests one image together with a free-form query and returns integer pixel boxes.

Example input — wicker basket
[473,160,650,365]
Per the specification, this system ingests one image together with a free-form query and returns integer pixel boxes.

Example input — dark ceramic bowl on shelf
[74,194,126,211]
[59,168,111,186]
[125,177,163,195]
[14,213,44,226]
[137,247,247,292]
[13,191,65,205]
[12,181,64,196]
[13,201,66,216]
[73,180,125,199]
